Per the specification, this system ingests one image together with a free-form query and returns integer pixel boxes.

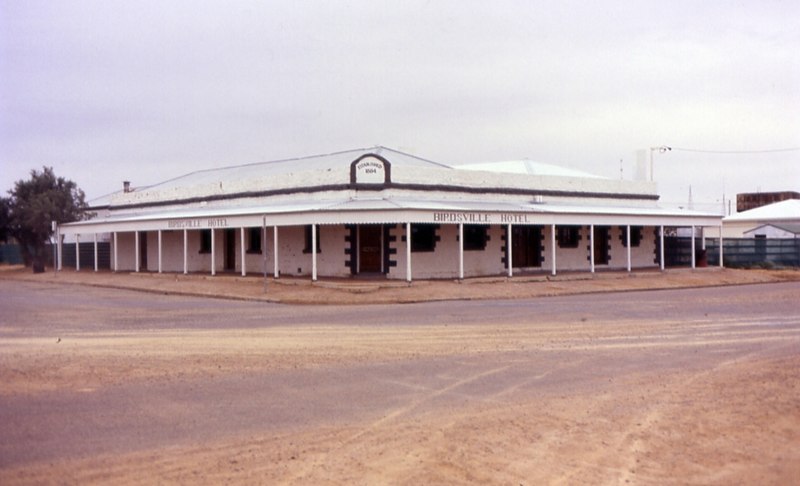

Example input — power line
[669,146,800,154]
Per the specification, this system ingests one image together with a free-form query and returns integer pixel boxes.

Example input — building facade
[59,147,723,280]
[736,191,800,213]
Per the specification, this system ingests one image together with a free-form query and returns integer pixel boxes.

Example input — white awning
[61,196,721,235]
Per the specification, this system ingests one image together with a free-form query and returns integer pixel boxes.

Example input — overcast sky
[2,0,798,213]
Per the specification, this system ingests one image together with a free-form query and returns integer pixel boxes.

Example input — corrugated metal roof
[455,160,606,179]
[141,146,451,194]
[87,185,153,207]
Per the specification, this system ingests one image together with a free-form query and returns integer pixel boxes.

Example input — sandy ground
[2,264,800,305]
[0,268,799,484]
[5,355,799,485]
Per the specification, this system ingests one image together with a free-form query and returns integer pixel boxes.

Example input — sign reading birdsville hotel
[167,218,228,229]
[164,213,530,230]
[433,212,531,224]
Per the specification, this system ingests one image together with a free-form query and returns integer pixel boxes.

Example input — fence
[664,237,800,268]
[60,242,112,269]
[0,244,23,265]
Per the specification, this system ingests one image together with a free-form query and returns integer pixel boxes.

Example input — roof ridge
[128,146,455,194]
[375,146,452,169]
[143,147,380,190]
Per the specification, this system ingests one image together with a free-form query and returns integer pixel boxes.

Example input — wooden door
[512,226,542,268]
[359,225,382,273]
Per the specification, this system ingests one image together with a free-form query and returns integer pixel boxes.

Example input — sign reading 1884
[355,158,386,184]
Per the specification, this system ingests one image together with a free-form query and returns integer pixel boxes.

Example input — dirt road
[1,279,799,484]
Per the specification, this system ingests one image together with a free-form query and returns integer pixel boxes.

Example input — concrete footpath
[2,265,799,305]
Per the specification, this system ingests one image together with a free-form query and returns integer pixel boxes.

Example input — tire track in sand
[283,364,511,483]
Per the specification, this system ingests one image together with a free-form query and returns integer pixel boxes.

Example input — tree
[6,167,87,272]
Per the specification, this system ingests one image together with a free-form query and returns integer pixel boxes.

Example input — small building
[58,146,722,280]
[723,199,800,238]
[743,223,800,239]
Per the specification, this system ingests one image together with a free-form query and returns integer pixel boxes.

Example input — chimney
[634,150,647,181]
[123,181,131,193]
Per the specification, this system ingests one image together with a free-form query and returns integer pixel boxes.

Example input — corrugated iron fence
[59,242,112,269]
[0,244,23,264]
[665,237,800,268]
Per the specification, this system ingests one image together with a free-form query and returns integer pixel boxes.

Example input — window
[556,226,580,248]
[303,225,321,253]
[199,229,212,254]
[247,227,262,254]
[463,225,488,251]
[411,224,437,252]
[620,226,643,248]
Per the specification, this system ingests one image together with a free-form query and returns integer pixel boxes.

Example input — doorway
[593,226,610,265]
[139,232,148,270]
[511,226,543,268]
[224,229,236,271]
[359,225,382,273]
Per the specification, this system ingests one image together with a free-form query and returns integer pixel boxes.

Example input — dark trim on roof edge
[100,182,659,211]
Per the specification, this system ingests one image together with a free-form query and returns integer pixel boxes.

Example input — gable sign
[350,154,391,187]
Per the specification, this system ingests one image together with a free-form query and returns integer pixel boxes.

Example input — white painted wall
[269,225,351,278]
[607,226,658,269]
[551,225,590,271]
[463,225,506,277]
[114,232,136,271]
[389,224,508,279]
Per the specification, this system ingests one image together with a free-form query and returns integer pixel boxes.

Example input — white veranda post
[458,223,464,280]
[210,228,216,276]
[93,233,98,272]
[134,231,140,272]
[262,218,267,291]
[405,222,412,283]
[551,224,557,276]
[75,234,80,271]
[589,224,595,273]
[183,229,188,274]
[240,227,246,277]
[57,227,62,271]
[311,224,317,282]
[506,224,513,278]
[626,225,631,273]
[273,226,279,278]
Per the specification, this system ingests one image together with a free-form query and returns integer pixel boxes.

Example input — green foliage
[6,167,87,271]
